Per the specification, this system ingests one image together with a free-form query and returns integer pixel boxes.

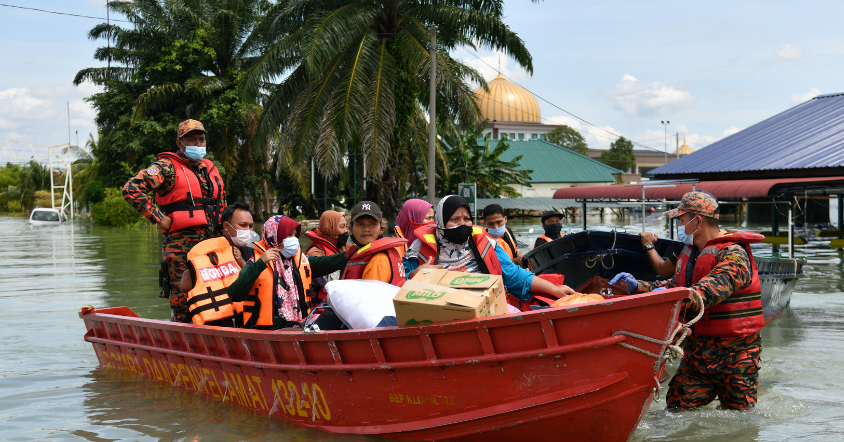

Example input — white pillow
[325,280,400,329]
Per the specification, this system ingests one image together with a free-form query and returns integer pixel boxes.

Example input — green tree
[241,0,534,219]
[74,0,275,218]
[601,136,636,173]
[546,125,588,156]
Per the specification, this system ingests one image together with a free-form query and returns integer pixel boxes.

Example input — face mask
[543,223,563,239]
[226,222,253,247]
[280,236,300,258]
[407,218,435,230]
[677,217,700,246]
[487,226,506,238]
[182,142,206,161]
[441,225,473,244]
[336,232,350,248]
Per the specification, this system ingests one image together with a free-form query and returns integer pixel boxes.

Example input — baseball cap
[177,119,206,139]
[541,211,564,224]
[665,191,719,219]
[350,201,382,223]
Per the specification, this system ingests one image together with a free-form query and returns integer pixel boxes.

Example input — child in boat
[340,201,407,285]
[403,195,574,301]
[483,203,524,267]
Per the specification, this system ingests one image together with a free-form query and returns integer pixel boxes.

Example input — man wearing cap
[122,119,226,322]
[340,201,408,285]
[534,211,564,248]
[610,191,765,410]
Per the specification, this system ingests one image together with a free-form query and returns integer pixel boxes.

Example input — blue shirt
[402,242,535,300]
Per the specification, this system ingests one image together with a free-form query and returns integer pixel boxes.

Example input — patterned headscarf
[261,215,302,322]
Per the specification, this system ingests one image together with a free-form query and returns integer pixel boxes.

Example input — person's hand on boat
[609,272,638,293]
[639,232,657,247]
[549,284,575,298]
[408,263,444,280]
[261,248,281,264]
[157,215,173,233]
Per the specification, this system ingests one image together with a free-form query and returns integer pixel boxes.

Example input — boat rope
[585,229,617,270]
[612,289,705,363]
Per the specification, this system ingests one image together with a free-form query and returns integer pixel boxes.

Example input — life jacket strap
[158,197,216,215]
[188,286,232,318]
[241,288,262,329]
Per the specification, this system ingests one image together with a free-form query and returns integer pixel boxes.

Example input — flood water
[1,212,843,441]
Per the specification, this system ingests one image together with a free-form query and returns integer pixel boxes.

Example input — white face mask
[281,236,300,258]
[677,217,700,246]
[226,222,253,247]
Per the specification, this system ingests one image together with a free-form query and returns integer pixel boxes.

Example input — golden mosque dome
[675,137,694,155]
[473,73,541,124]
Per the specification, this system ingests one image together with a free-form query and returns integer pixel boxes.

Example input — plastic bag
[325,279,400,329]
[551,293,604,307]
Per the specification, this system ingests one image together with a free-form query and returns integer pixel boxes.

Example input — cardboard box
[392,270,507,326]
[412,269,507,318]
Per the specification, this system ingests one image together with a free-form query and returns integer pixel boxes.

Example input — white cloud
[790,87,821,105]
[461,49,531,88]
[0,84,101,146]
[605,75,696,118]
[739,90,760,99]
[771,44,804,61]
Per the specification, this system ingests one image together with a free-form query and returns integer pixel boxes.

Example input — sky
[1,0,843,156]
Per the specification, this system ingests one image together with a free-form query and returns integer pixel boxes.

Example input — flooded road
[1,213,843,441]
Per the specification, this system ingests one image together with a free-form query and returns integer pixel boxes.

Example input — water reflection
[2,213,844,441]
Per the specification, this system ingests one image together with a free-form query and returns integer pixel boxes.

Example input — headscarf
[397,199,433,245]
[261,215,303,322]
[405,195,478,273]
[317,210,346,238]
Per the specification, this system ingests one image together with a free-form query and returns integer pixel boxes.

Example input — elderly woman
[227,215,347,329]
[404,195,574,301]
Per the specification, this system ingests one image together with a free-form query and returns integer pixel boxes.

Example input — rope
[585,229,618,270]
[613,289,705,363]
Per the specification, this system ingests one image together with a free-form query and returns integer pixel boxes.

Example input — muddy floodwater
[2,212,843,441]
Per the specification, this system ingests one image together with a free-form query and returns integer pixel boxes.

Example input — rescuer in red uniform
[610,191,764,410]
[122,119,226,323]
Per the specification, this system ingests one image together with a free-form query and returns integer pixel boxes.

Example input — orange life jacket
[675,231,765,337]
[533,235,555,249]
[494,229,519,259]
[304,228,339,255]
[236,241,315,327]
[154,152,224,234]
[393,226,409,255]
[185,237,238,325]
[341,237,408,286]
[412,225,503,276]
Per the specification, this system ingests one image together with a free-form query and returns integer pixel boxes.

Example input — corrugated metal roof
[497,139,622,183]
[475,197,628,210]
[651,92,844,176]
[552,177,844,200]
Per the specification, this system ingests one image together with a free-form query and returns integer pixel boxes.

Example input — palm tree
[241,0,534,217]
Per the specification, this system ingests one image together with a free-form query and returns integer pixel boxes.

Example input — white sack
[325,279,400,329]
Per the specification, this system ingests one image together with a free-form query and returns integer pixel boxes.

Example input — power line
[465,48,663,152]
[0,3,130,22]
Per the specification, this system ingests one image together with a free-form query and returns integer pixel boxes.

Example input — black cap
[541,211,564,224]
[350,201,382,223]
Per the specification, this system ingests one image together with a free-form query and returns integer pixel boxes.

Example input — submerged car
[29,208,64,226]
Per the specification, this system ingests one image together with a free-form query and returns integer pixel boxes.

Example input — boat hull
[524,231,803,324]
[80,289,689,441]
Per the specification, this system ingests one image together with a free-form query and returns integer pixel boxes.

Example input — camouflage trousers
[162,226,210,323]
[666,332,761,410]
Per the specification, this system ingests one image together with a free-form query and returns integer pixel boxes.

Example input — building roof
[552,176,844,200]
[651,92,844,178]
[498,139,622,183]
[473,73,541,124]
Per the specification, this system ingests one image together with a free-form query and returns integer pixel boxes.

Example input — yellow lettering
[284,380,296,415]
[311,383,331,421]
[251,376,269,410]
[244,375,265,410]
[295,383,308,417]
[205,368,221,398]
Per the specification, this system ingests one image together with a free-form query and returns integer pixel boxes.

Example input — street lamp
[660,120,670,164]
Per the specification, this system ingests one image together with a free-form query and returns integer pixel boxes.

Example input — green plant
[91,188,145,226]
[546,126,588,156]
[601,136,636,173]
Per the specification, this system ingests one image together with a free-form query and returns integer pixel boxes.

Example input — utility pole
[676,132,679,159]
[427,23,437,205]
[660,120,670,164]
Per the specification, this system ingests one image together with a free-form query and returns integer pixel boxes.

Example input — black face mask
[543,223,563,239]
[336,232,350,248]
[350,234,382,248]
[441,225,473,244]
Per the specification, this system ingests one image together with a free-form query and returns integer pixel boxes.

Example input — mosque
[471,74,621,196]
[472,74,695,190]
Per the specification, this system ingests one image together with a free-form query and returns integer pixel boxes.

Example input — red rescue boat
[79,288,691,442]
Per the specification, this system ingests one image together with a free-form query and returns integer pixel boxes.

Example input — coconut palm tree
[241,0,534,217]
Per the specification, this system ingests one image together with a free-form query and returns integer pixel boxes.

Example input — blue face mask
[182,143,206,161]
[677,217,699,246]
[281,236,300,258]
[487,226,506,238]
